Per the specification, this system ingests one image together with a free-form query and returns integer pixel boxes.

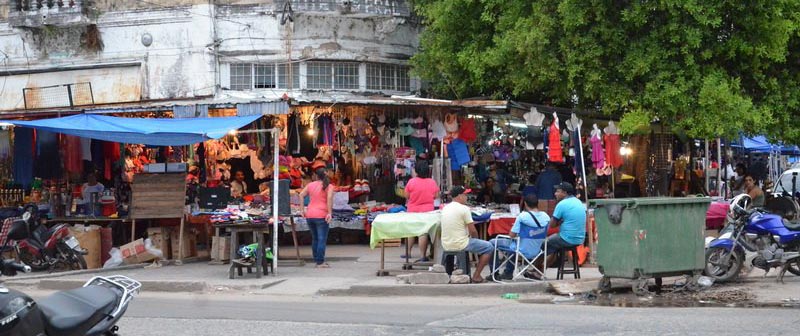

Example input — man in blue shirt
[535,163,562,200]
[488,194,550,280]
[546,182,586,258]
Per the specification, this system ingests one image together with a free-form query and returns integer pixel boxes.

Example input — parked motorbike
[705,194,800,283]
[0,219,141,336]
[14,204,87,271]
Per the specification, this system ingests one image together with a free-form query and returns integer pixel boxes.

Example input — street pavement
[32,291,795,335]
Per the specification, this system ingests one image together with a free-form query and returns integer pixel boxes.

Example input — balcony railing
[9,0,89,28]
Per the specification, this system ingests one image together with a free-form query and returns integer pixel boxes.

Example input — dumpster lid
[589,197,712,208]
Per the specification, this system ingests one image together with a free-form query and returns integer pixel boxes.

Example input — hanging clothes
[103,142,121,180]
[13,128,34,188]
[61,135,83,174]
[0,130,11,158]
[573,129,584,177]
[80,137,92,161]
[604,134,623,168]
[90,140,105,174]
[446,138,471,170]
[34,130,62,179]
[590,135,606,169]
[197,142,207,183]
[430,119,447,140]
[547,122,563,163]
[458,118,478,143]
[287,113,301,155]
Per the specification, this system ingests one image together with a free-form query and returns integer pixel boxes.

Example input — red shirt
[405,177,440,212]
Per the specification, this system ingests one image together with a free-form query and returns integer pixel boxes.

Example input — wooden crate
[379,238,402,247]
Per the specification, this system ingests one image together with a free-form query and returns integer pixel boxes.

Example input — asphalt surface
[27,291,796,336]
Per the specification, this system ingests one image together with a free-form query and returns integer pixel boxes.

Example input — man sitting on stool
[540,182,586,270]
[441,186,494,283]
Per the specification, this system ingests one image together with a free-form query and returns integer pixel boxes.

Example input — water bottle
[501,293,520,300]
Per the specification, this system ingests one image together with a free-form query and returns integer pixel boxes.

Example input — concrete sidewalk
[3,244,799,304]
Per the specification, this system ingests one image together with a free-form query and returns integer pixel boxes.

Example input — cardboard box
[170,229,197,259]
[147,227,172,260]
[120,238,158,265]
[144,163,166,173]
[167,162,187,173]
[211,236,231,261]
[69,227,102,269]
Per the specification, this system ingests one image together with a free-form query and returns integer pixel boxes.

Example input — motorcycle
[0,218,141,336]
[705,194,800,283]
[14,204,87,271]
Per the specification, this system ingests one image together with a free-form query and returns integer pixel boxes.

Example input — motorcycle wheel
[704,247,743,282]
[69,250,88,270]
[17,249,48,271]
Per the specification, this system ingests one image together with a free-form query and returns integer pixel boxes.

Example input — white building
[0,0,420,115]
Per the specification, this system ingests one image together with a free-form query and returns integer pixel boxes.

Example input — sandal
[471,277,486,284]
[315,263,331,268]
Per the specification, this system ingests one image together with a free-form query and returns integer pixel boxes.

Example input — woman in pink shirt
[405,163,440,262]
[299,168,334,268]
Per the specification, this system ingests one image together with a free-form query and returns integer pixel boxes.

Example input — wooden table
[214,222,271,279]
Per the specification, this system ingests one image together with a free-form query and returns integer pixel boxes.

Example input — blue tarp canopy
[732,135,800,155]
[0,114,262,146]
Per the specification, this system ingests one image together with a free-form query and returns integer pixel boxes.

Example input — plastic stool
[441,250,471,276]
[555,246,581,280]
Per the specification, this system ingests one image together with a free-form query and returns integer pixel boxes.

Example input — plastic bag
[102,248,123,269]
[144,238,163,259]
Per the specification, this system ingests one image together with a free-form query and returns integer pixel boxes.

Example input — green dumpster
[589,197,711,294]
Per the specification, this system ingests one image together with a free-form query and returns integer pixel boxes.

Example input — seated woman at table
[476,177,497,204]
[256,182,271,202]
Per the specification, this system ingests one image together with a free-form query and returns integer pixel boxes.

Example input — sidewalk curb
[10,264,148,281]
[5,277,288,293]
[318,281,550,297]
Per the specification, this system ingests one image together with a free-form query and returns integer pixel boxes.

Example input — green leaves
[411,0,800,142]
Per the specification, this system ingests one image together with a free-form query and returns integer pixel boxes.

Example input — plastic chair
[555,245,581,280]
[441,250,471,276]
[491,223,548,282]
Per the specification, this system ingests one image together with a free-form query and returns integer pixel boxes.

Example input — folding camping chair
[490,222,548,282]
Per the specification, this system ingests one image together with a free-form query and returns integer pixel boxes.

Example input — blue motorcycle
[705,194,800,283]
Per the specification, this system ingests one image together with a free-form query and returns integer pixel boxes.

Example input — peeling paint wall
[0,1,419,112]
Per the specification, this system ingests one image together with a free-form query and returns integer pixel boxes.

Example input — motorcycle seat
[38,285,117,336]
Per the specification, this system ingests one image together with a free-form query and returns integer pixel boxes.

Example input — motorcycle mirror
[794,191,800,199]
[21,212,30,222]
[6,219,29,241]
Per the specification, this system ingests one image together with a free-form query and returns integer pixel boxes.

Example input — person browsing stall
[404,163,440,262]
[441,186,494,283]
[489,194,550,280]
[299,168,334,268]
[230,170,248,198]
[744,174,765,208]
[544,182,586,263]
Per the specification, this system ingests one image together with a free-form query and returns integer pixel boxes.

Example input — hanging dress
[547,122,563,163]
[458,118,478,143]
[604,134,622,168]
[590,135,606,169]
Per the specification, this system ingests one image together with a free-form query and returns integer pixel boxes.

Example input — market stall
[0,113,290,270]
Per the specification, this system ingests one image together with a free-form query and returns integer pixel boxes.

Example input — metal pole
[272,128,280,274]
[577,125,593,264]
[704,139,710,195]
[716,138,722,197]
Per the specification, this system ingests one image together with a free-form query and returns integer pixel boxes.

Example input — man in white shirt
[441,186,493,283]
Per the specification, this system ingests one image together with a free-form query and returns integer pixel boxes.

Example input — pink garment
[405,177,439,212]
[305,181,330,219]
[590,136,606,168]
[61,135,83,174]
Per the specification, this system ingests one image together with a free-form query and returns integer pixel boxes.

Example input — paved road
[34,291,794,336]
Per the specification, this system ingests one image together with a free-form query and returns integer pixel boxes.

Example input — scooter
[0,217,140,336]
[705,194,800,283]
[15,204,87,271]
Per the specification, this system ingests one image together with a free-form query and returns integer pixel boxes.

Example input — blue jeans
[307,218,330,265]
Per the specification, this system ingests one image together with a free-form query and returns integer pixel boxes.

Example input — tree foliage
[411,0,800,141]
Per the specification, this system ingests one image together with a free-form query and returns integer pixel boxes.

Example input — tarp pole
[717,138,722,197]
[705,139,710,195]
[272,128,280,274]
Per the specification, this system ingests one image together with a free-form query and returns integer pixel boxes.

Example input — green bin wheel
[632,278,650,296]
[598,277,612,292]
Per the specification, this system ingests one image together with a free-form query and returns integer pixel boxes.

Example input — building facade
[0,0,420,114]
